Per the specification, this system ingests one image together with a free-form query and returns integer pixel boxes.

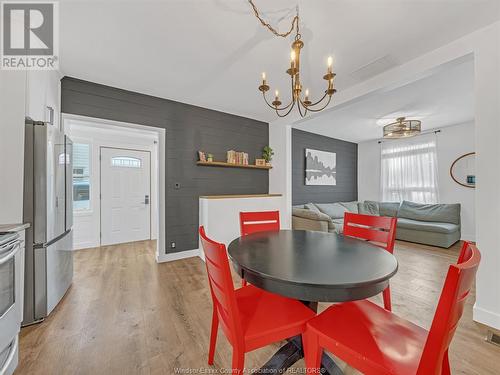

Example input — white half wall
[358,122,476,240]
[199,195,286,261]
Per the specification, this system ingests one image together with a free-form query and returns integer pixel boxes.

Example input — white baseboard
[156,248,201,263]
[473,304,500,330]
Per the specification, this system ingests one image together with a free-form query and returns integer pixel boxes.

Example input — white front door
[100,147,151,246]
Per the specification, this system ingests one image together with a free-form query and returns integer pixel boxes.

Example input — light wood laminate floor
[16,240,500,374]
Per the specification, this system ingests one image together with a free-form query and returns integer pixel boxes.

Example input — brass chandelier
[249,1,336,118]
[383,117,422,139]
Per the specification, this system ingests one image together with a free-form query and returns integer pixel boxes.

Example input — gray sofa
[292,200,461,248]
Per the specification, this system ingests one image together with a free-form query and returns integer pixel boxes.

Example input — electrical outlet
[170,242,176,249]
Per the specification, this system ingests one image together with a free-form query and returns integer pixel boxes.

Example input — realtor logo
[1,1,59,70]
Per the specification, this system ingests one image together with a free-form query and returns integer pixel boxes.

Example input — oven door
[0,239,21,352]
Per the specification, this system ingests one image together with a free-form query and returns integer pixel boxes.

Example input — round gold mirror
[450,152,475,188]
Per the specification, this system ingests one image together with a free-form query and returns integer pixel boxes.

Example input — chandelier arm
[297,100,306,118]
[262,92,294,111]
[302,95,332,113]
[304,91,328,107]
[276,100,297,118]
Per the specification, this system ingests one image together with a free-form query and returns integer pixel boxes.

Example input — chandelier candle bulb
[262,72,266,83]
[327,56,333,72]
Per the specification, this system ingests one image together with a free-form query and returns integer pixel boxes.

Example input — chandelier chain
[248,0,299,38]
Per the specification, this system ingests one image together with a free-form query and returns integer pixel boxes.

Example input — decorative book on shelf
[226,150,249,165]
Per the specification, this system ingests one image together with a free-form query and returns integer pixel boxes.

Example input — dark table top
[228,230,398,302]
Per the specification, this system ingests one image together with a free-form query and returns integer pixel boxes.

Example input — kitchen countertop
[0,223,30,232]
[199,194,282,199]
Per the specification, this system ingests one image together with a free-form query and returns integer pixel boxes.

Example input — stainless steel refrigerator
[23,118,73,326]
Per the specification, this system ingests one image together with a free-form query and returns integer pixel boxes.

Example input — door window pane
[73,143,91,211]
[111,157,141,168]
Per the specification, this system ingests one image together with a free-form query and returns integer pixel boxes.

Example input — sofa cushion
[378,201,401,217]
[358,201,380,215]
[315,201,359,219]
[339,201,359,214]
[398,201,461,225]
[305,203,321,213]
[315,203,348,219]
[292,207,331,222]
[397,218,459,234]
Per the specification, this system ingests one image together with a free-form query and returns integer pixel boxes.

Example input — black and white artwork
[305,148,336,185]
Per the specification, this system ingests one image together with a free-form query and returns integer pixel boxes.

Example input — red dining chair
[343,212,397,310]
[199,226,315,374]
[304,241,481,375]
[239,210,280,286]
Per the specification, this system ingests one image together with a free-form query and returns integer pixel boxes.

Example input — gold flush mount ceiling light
[249,1,336,118]
[383,117,422,139]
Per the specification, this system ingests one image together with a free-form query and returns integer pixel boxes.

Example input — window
[380,135,439,204]
[73,143,91,210]
[111,156,141,168]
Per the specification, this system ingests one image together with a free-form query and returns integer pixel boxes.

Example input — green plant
[262,146,274,163]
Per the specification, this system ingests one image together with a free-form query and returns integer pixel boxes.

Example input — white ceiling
[294,57,475,143]
[59,0,499,122]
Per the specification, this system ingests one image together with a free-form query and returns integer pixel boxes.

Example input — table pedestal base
[259,335,343,374]
[259,300,343,374]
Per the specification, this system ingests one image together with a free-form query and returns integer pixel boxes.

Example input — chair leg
[208,308,218,365]
[383,285,392,311]
[231,347,245,375]
[241,279,247,287]
[442,350,451,375]
[303,329,322,371]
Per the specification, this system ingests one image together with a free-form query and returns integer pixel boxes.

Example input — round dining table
[227,229,398,375]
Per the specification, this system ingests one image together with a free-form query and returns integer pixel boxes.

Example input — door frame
[62,114,166,262]
[99,146,152,246]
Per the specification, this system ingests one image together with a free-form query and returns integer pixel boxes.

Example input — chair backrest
[199,226,243,346]
[343,212,397,253]
[239,210,280,237]
[417,242,481,375]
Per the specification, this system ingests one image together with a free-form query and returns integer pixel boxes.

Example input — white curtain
[380,134,439,204]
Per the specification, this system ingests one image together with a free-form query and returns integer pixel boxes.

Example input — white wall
[0,68,62,225]
[269,122,292,229]
[0,71,26,224]
[437,123,475,240]
[472,22,500,331]
[358,122,476,240]
[65,118,159,250]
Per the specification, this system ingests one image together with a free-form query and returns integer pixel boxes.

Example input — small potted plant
[207,153,214,162]
[262,146,274,166]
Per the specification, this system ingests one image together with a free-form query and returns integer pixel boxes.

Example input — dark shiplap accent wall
[61,77,269,253]
[292,129,357,205]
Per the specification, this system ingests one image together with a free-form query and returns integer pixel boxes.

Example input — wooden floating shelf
[197,161,272,170]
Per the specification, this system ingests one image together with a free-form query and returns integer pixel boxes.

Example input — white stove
[0,232,24,375]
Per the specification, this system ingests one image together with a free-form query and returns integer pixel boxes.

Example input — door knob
[144,195,150,205]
